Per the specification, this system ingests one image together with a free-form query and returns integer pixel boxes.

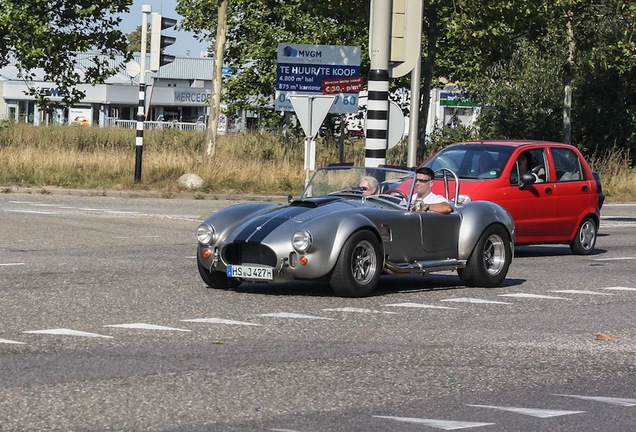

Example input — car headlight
[197,223,215,245]
[292,229,312,253]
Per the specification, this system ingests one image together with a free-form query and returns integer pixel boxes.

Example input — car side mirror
[288,194,294,203]
[520,172,536,188]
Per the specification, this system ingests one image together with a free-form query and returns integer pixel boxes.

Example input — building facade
[0,53,251,132]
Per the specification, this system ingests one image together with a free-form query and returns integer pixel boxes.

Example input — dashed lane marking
[555,394,636,407]
[499,293,571,300]
[373,416,494,430]
[182,318,261,326]
[23,328,113,338]
[384,302,457,310]
[441,297,513,305]
[257,312,335,320]
[0,338,25,345]
[0,263,25,267]
[468,404,585,418]
[4,209,59,215]
[550,290,613,296]
[104,323,191,331]
[602,286,636,291]
[323,307,399,314]
[593,256,636,261]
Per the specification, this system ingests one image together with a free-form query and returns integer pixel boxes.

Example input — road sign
[276,43,361,113]
[289,95,336,139]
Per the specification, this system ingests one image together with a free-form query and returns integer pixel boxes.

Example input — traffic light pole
[134,4,151,183]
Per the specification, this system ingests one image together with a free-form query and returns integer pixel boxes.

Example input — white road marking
[0,338,25,345]
[498,293,571,300]
[4,209,59,215]
[104,323,191,332]
[323,307,399,314]
[385,302,457,310]
[441,297,513,305]
[602,286,636,291]
[257,312,334,320]
[468,404,584,418]
[24,328,113,338]
[554,394,636,406]
[373,415,494,429]
[550,290,613,295]
[105,210,142,215]
[9,201,44,204]
[0,263,25,267]
[182,318,260,326]
[268,429,303,432]
[593,256,636,261]
[114,235,161,239]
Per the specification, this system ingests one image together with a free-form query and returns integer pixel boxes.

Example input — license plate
[227,265,273,281]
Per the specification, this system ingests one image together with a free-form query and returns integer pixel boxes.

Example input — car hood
[228,197,360,243]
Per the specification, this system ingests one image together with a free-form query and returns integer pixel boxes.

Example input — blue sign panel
[275,44,361,113]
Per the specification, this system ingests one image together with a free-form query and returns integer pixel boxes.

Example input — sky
[117,0,210,57]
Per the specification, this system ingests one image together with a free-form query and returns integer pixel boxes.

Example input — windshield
[426,144,515,179]
[302,166,415,207]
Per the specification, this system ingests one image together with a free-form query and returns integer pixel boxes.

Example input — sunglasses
[358,186,368,191]
[415,178,432,183]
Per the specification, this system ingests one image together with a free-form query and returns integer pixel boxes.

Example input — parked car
[196,165,515,297]
[421,140,604,254]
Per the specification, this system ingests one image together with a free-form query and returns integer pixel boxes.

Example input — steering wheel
[531,165,544,175]
[382,189,408,201]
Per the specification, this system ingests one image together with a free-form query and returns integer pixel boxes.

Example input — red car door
[504,148,559,243]
[548,146,598,238]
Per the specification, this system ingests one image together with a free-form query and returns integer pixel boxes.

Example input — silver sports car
[196,165,515,297]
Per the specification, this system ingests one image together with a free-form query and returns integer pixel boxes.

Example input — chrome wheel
[350,240,378,285]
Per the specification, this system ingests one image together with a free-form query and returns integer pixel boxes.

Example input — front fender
[457,201,515,259]
[301,211,382,273]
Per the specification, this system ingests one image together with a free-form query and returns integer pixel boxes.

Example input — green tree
[0,0,133,110]
[126,25,145,53]
[177,0,370,127]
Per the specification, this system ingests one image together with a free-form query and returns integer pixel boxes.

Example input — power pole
[205,0,228,158]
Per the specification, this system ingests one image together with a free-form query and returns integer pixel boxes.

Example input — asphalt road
[1,193,635,432]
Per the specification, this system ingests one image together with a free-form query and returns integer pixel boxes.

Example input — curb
[1,185,289,203]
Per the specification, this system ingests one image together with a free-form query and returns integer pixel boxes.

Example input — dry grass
[0,123,633,201]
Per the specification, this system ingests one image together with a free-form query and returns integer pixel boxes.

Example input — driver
[410,167,453,214]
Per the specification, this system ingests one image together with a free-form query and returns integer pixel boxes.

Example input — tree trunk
[562,10,575,145]
[205,0,228,158]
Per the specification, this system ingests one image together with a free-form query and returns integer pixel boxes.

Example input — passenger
[358,176,379,195]
[410,167,453,214]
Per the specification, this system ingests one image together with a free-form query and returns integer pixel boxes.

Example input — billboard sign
[275,43,361,113]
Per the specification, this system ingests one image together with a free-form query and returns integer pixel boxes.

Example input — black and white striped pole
[365,0,392,167]
[134,4,151,183]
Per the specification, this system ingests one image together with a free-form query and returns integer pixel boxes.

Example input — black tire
[330,230,382,297]
[197,257,241,289]
[570,216,597,255]
[458,224,511,287]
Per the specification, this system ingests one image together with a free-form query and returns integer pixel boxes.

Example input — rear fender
[457,201,515,259]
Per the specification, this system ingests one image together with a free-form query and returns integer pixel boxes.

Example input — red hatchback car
[422,140,605,254]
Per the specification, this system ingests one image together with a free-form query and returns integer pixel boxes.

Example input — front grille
[223,243,277,267]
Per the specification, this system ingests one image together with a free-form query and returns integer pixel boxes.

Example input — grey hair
[360,175,379,192]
